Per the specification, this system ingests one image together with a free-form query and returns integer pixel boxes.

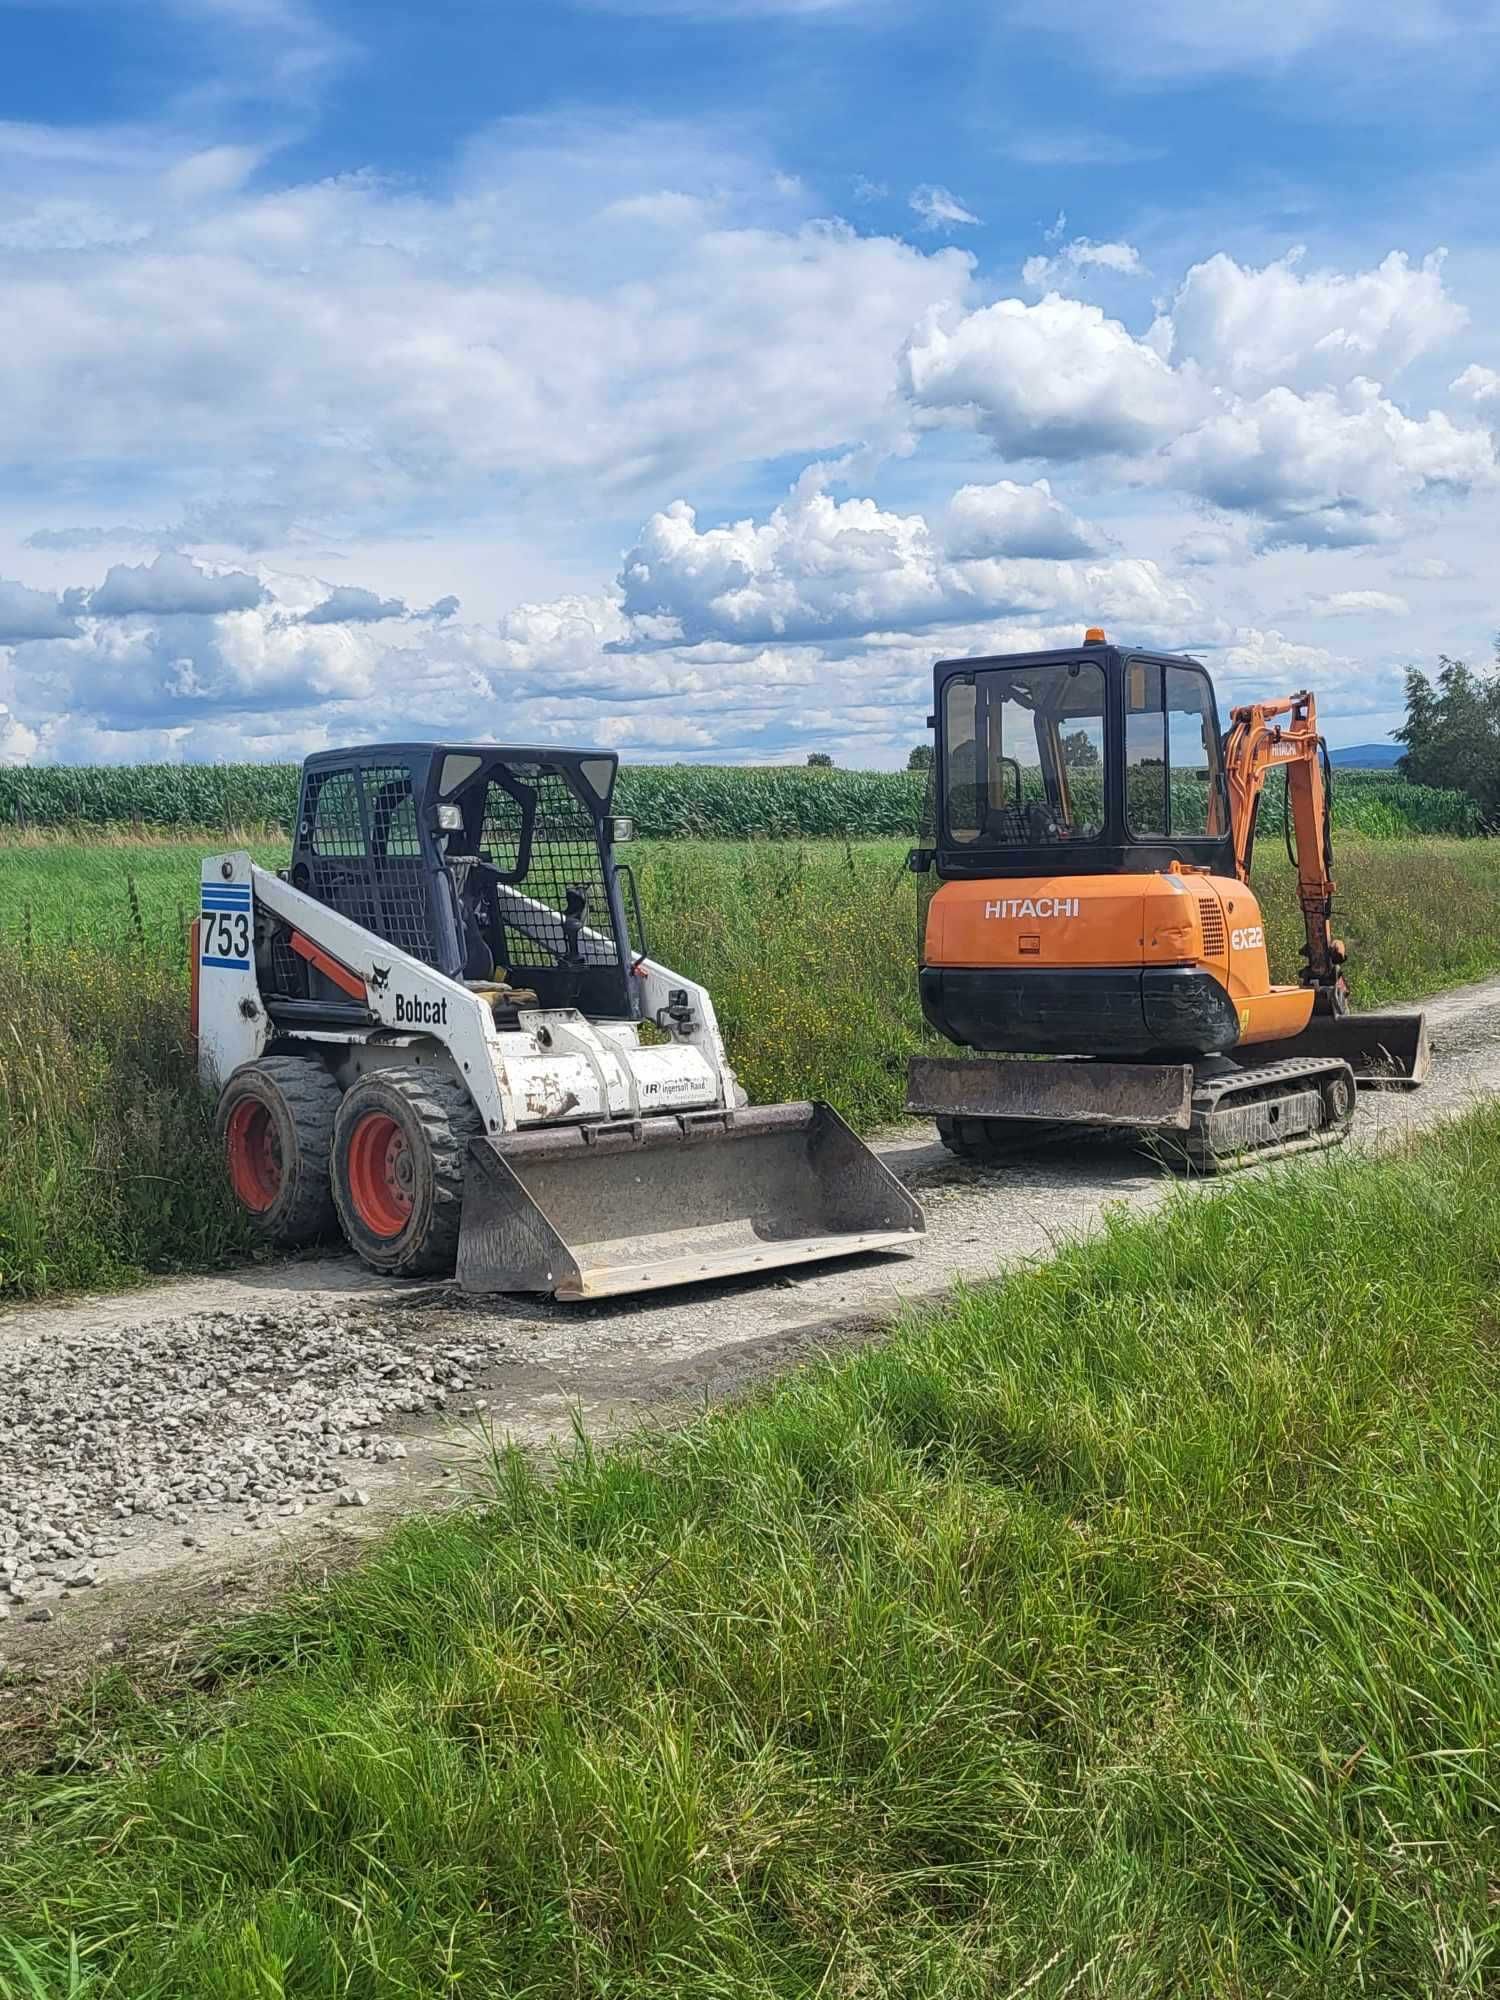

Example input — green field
[0,758,1482,840]
[6,1108,1500,1994]
[1,832,1500,1300]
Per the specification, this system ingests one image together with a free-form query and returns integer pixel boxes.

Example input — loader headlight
[609,815,636,844]
[435,803,464,833]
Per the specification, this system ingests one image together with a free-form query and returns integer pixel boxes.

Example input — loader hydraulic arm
[1224,691,1349,1012]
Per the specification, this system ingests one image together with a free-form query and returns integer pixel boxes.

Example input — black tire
[216,1055,341,1246]
[935,1114,1036,1163]
[331,1066,483,1277]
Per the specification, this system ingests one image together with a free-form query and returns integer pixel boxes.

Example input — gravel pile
[0,1308,490,1618]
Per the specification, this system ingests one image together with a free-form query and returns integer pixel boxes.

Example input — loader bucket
[1248,1010,1430,1089]
[456,1102,924,1301]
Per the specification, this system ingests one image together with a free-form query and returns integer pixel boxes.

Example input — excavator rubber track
[908,1050,1360,1173]
[1170,1054,1356,1172]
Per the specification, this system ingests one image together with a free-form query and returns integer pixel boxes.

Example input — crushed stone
[0,1307,491,1615]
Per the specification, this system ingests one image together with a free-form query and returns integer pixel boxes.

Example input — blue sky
[0,0,1496,766]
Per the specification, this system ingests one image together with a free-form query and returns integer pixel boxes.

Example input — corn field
[0,759,1481,839]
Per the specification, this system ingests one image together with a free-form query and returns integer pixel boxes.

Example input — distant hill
[1330,743,1403,769]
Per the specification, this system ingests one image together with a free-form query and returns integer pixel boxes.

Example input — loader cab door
[438,754,639,1021]
[292,755,465,980]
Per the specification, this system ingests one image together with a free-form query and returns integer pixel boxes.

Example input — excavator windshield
[942,660,1107,847]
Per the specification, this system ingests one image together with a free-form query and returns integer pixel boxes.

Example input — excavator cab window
[1125,660,1228,840]
[942,661,1106,848]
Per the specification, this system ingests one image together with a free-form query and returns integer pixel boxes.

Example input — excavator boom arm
[1224,690,1345,1002]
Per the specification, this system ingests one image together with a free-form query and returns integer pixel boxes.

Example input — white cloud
[1165,250,1464,393]
[303,585,409,626]
[2,485,1207,763]
[0,119,974,538]
[87,552,266,617]
[1005,0,1480,79]
[1022,238,1145,291]
[614,481,1197,647]
[1165,381,1495,549]
[943,479,1105,559]
[0,706,38,765]
[1452,363,1500,404]
[161,145,263,204]
[907,246,1491,549]
[903,293,1192,458]
[1000,133,1162,167]
[1302,590,1410,617]
[1174,526,1246,567]
[909,185,982,230]
[1391,556,1458,581]
[0,578,78,644]
[0,105,1494,767]
[1211,626,1406,721]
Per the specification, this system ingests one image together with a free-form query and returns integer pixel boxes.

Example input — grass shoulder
[4,1108,1500,1992]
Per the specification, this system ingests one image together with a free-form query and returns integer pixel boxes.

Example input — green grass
[1,833,1499,1299]
[0,759,1482,839]
[6,1110,1500,1993]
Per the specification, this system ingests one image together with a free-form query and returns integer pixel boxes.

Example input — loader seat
[459,909,494,982]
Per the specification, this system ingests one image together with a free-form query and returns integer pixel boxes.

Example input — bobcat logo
[369,962,391,994]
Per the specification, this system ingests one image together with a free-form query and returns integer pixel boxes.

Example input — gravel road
[4,972,1500,1671]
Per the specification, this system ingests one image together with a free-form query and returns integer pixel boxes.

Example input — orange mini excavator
[905,631,1429,1168]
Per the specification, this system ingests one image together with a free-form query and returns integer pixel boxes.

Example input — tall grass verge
[0,833,1498,1297]
[0,937,249,1296]
[5,1110,1500,1992]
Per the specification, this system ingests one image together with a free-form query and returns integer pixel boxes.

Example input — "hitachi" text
[983,897,1080,920]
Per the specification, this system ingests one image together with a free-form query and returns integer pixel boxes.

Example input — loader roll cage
[274,744,643,1021]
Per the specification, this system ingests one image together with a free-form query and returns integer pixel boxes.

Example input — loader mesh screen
[479,769,617,968]
[362,764,440,965]
[302,762,446,970]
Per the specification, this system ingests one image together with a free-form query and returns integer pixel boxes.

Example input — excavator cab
[934,643,1233,871]
[908,635,1428,1169]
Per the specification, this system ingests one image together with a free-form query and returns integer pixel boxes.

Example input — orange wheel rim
[226,1098,282,1214]
[346,1111,413,1238]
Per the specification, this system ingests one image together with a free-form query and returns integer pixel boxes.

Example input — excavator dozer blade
[1248,1011,1430,1089]
[907,1054,1196,1129]
[456,1102,924,1301]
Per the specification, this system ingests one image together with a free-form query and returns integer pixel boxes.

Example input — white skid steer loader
[194,744,922,1300]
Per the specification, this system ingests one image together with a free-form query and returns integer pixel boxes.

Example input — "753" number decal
[201,883,253,967]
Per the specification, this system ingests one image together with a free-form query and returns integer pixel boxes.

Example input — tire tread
[218,1054,341,1246]
[331,1066,483,1276]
